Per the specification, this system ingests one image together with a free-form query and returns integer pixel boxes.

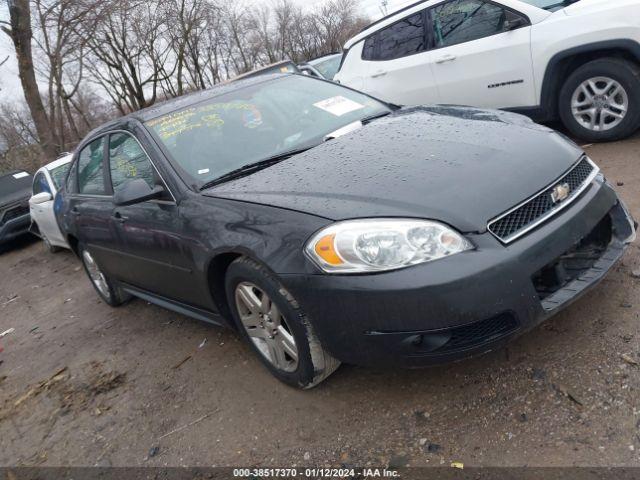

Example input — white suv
[335,0,640,142]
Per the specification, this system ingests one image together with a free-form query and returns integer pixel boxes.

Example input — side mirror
[30,192,53,205]
[114,179,165,206]
[505,12,527,31]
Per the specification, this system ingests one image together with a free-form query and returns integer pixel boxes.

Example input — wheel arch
[205,249,275,326]
[540,39,640,121]
[67,234,80,256]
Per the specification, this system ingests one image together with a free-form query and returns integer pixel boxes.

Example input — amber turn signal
[314,234,344,266]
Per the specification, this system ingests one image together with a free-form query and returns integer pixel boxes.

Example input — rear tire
[559,58,640,142]
[78,242,131,307]
[225,257,340,389]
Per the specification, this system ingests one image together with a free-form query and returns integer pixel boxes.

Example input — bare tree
[1,0,58,159]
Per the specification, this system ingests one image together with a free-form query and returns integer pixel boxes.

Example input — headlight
[305,219,473,273]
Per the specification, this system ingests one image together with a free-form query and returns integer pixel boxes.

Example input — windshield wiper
[361,110,392,125]
[199,144,318,190]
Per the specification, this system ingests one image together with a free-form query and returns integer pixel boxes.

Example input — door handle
[71,208,80,216]
[112,212,129,224]
[436,54,457,64]
[371,70,388,78]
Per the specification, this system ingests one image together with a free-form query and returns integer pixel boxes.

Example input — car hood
[203,107,584,233]
[0,176,32,209]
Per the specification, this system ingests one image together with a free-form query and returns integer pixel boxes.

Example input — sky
[0,0,416,102]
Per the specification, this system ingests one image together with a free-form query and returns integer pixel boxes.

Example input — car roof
[308,53,342,66]
[0,169,31,179]
[44,154,73,171]
[82,73,292,140]
[233,60,299,81]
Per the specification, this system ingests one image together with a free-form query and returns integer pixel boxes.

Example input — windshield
[49,163,70,189]
[518,0,577,11]
[146,75,390,186]
[311,55,342,80]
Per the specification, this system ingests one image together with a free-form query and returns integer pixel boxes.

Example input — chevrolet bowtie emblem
[551,183,571,204]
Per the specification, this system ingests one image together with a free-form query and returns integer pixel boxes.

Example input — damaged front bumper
[281,175,636,368]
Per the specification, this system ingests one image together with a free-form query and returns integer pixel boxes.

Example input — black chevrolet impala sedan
[57,74,636,388]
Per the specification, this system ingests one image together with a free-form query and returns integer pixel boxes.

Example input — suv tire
[559,58,640,142]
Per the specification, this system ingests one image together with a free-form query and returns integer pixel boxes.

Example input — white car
[29,154,73,252]
[335,0,640,142]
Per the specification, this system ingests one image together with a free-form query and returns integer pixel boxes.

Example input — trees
[2,0,58,160]
[0,0,370,169]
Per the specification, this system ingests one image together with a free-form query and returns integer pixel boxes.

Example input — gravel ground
[0,132,639,468]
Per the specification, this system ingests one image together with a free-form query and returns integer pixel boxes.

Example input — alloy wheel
[571,76,629,132]
[234,281,298,372]
[82,250,111,300]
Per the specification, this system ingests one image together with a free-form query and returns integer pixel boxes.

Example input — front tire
[42,234,62,253]
[79,242,130,307]
[225,257,340,389]
[559,58,640,142]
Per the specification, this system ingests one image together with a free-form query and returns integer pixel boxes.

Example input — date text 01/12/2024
[232,468,401,477]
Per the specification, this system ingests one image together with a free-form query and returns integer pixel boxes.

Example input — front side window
[363,12,426,61]
[33,172,50,195]
[146,76,390,187]
[108,133,155,194]
[78,137,107,195]
[431,0,513,48]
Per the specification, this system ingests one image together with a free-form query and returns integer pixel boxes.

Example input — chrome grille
[488,157,599,244]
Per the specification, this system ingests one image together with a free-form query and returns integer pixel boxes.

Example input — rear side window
[363,11,426,61]
[78,137,107,195]
[431,0,512,48]
[108,133,155,194]
[33,172,50,195]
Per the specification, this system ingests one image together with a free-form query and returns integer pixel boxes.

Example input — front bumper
[0,212,32,245]
[280,176,635,367]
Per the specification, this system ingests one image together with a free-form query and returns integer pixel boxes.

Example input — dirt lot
[0,133,639,468]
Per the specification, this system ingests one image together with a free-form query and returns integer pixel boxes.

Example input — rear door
[362,9,442,106]
[428,0,535,108]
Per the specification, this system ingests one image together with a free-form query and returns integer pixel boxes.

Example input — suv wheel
[559,58,640,142]
[79,243,130,307]
[225,257,340,389]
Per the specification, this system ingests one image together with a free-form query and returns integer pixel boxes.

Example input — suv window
[108,133,155,194]
[431,0,513,48]
[363,11,426,61]
[78,137,107,195]
[33,172,50,195]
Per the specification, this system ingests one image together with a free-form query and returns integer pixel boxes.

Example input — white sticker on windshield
[313,96,365,117]
[12,172,29,179]
[198,168,210,175]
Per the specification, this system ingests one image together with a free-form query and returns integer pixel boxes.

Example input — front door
[106,132,207,308]
[428,0,535,109]
[30,171,64,244]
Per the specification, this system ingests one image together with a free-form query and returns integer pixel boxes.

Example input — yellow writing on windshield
[149,102,259,140]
